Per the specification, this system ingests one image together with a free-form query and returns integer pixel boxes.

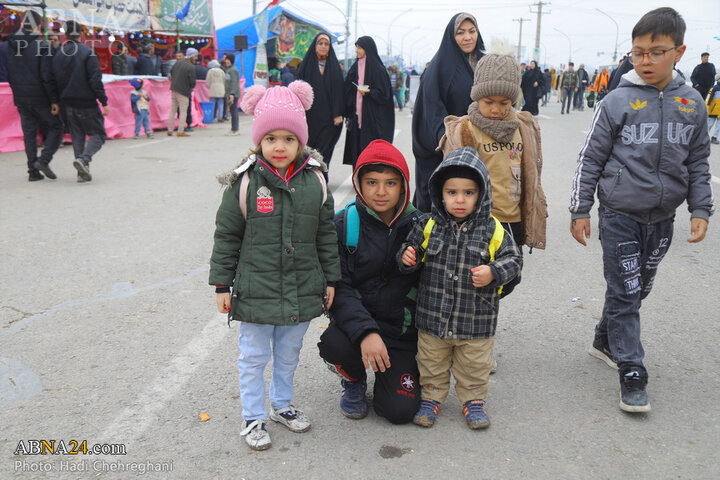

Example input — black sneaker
[619,366,650,413]
[588,335,618,369]
[28,170,44,182]
[32,159,57,179]
[73,158,92,182]
[185,126,195,132]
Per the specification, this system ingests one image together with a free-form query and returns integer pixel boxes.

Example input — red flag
[268,0,280,6]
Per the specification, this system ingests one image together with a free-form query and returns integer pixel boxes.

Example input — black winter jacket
[6,31,57,107]
[330,200,422,345]
[134,53,155,75]
[52,41,107,108]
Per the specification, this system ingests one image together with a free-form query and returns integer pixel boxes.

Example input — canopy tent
[215,5,338,87]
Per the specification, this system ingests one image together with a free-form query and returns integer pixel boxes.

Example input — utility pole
[529,1,550,62]
[253,0,257,15]
[512,18,530,62]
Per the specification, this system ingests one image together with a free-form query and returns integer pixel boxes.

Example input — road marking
[394,129,401,138]
[99,314,230,444]
[331,173,356,206]
[581,130,589,135]
[538,114,552,119]
[712,176,720,185]
[126,137,173,149]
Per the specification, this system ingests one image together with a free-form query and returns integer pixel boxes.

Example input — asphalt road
[1,96,719,480]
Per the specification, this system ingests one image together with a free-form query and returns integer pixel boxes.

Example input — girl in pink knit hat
[209,81,341,451]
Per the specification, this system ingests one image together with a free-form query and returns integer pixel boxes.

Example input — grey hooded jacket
[570,70,714,224]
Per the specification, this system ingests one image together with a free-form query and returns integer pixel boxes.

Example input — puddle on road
[0,356,42,408]
[378,445,413,458]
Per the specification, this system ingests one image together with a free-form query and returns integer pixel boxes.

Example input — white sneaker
[225,130,240,136]
[270,405,311,433]
[240,419,272,451]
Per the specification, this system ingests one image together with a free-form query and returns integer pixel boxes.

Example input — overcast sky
[213,0,720,74]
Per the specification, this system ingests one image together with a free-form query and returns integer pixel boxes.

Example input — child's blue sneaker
[413,399,441,427]
[340,379,368,419]
[463,399,491,429]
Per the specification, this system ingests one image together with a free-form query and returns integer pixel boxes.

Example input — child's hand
[570,218,591,246]
[471,265,494,287]
[688,218,708,243]
[401,247,417,266]
[216,292,231,314]
[325,286,335,310]
[360,332,391,372]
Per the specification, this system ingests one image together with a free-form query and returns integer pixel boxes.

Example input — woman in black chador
[411,13,485,212]
[296,33,345,179]
[521,60,544,116]
[342,36,394,167]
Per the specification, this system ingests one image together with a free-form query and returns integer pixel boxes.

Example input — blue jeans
[393,88,403,110]
[211,97,224,121]
[596,207,674,369]
[237,321,310,421]
[708,116,720,138]
[134,109,150,136]
[574,86,585,108]
[561,87,574,113]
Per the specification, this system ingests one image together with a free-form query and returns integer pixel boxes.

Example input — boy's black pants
[318,323,420,424]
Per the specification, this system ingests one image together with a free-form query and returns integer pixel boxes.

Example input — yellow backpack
[420,216,506,295]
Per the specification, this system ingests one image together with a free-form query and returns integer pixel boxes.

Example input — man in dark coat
[411,13,484,212]
[318,140,421,424]
[51,20,108,183]
[111,43,128,75]
[281,61,296,86]
[6,10,63,182]
[691,52,716,100]
[147,43,163,75]
[296,33,344,179]
[342,36,395,167]
[574,64,589,110]
[134,45,155,75]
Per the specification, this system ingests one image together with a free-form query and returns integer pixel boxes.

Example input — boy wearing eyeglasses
[569,7,713,413]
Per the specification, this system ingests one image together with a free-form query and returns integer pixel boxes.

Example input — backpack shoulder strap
[420,217,436,263]
[309,168,327,206]
[238,172,250,220]
[488,216,505,295]
[345,203,359,254]
[488,216,504,262]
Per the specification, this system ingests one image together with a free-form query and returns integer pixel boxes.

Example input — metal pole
[513,18,529,62]
[596,8,619,63]
[345,0,352,74]
[553,27,571,65]
[387,8,412,58]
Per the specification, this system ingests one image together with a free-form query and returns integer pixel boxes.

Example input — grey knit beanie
[470,54,521,101]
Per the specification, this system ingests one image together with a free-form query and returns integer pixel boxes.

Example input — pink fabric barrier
[0,79,210,153]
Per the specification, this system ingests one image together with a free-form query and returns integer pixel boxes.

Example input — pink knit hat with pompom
[240,80,314,146]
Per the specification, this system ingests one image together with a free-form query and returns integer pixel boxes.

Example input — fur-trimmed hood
[217,146,327,186]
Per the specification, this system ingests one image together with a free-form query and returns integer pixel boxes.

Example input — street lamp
[553,27,572,65]
[400,29,418,66]
[596,8,619,63]
[387,8,413,58]
[315,0,352,72]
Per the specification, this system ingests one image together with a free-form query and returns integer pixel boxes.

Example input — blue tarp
[216,6,336,87]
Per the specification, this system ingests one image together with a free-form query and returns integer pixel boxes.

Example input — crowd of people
[205,6,714,453]
[2,6,717,455]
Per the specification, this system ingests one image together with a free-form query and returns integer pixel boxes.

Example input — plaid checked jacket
[398,147,522,339]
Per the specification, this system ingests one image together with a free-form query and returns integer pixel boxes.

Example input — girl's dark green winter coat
[209,150,341,325]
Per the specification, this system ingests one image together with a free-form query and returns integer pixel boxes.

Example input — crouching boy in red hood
[318,139,422,424]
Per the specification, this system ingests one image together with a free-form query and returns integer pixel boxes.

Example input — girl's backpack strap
[238,172,250,220]
[309,168,327,206]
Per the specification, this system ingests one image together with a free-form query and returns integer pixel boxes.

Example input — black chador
[296,33,345,175]
[342,36,394,167]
